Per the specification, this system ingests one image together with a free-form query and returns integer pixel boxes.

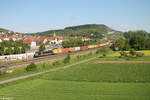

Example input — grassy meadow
[0,79,150,100]
[0,50,150,100]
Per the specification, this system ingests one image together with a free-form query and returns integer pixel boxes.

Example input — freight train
[34,42,113,57]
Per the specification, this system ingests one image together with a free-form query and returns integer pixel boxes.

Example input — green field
[0,56,150,100]
[0,79,150,100]
[39,59,150,82]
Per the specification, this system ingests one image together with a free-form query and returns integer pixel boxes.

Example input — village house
[23,37,37,50]
[0,36,22,42]
[81,37,91,41]
[50,33,63,45]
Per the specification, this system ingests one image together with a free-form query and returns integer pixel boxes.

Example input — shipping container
[101,43,106,46]
[52,49,62,54]
[85,46,88,49]
[97,44,99,47]
[80,46,86,50]
[97,44,101,47]
[88,45,91,48]
[69,47,75,52]
[75,47,80,51]
[57,48,62,53]
[52,49,58,54]
[62,48,69,52]
[88,45,94,48]
[92,45,95,48]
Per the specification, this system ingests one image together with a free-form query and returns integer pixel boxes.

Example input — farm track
[1,48,99,70]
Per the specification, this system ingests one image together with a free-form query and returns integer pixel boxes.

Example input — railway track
[0,48,99,70]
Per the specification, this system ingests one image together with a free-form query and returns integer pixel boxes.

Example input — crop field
[0,56,150,100]
[110,50,150,57]
[39,57,150,82]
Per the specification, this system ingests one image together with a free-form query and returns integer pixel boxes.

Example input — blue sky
[0,0,150,33]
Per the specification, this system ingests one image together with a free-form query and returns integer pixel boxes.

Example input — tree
[129,49,136,57]
[123,30,149,50]
[0,45,4,55]
[114,38,125,50]
[14,46,21,54]
[124,30,149,39]
[119,51,127,57]
[62,38,98,48]
[130,36,145,50]
[21,46,26,53]
[5,47,13,55]
[124,39,130,50]
[39,44,45,52]
[145,38,150,49]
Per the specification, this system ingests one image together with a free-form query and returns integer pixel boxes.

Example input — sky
[0,0,150,33]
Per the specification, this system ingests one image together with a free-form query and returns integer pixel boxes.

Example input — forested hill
[65,24,112,30]
[33,24,122,39]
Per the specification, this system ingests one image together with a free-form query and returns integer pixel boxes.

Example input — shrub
[136,52,144,57]
[63,54,71,63]
[129,49,136,57]
[26,62,37,71]
[76,55,81,60]
[102,53,106,57]
[53,61,61,66]
[63,54,71,64]
[119,51,127,57]
[96,49,100,54]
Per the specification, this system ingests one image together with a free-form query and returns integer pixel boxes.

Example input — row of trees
[62,38,98,48]
[0,40,30,55]
[112,30,150,50]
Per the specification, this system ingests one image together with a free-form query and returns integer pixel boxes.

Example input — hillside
[0,28,17,35]
[34,24,123,39]
[0,28,10,33]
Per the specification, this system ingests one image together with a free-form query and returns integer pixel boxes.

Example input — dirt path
[0,56,98,85]
[96,61,150,63]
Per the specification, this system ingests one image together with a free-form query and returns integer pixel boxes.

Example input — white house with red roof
[50,33,63,45]
[38,37,48,44]
[23,37,37,49]
[0,36,22,42]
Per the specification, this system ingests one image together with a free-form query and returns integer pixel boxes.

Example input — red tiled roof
[0,37,22,40]
[23,37,38,44]
[38,37,48,41]
[52,36,63,40]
